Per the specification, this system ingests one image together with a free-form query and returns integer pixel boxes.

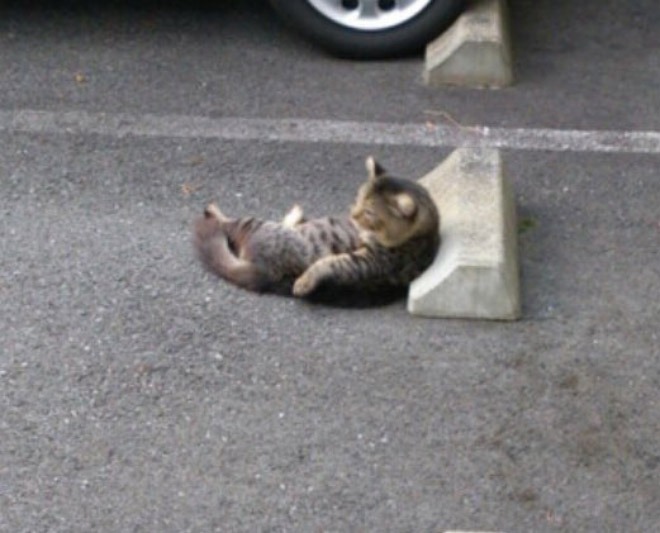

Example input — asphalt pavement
[1,1,659,532]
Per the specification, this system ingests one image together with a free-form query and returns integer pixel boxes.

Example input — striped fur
[193,158,440,299]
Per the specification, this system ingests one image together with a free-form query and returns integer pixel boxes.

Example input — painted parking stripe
[1,109,660,154]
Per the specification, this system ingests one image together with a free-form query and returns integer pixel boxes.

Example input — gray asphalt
[1,1,659,532]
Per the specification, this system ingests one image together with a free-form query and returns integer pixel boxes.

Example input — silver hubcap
[306,0,433,31]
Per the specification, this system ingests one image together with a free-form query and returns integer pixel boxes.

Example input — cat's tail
[193,216,263,292]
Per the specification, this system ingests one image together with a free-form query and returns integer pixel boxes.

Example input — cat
[193,157,440,300]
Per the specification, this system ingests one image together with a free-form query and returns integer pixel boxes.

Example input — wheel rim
[305,0,434,31]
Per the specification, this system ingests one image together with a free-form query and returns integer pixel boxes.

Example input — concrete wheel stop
[424,0,513,88]
[408,148,521,320]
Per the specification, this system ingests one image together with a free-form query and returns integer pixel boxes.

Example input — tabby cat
[193,157,440,299]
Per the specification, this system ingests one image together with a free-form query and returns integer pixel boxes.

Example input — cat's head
[351,157,439,247]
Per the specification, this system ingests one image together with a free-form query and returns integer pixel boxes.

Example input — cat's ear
[366,156,386,181]
[392,193,417,218]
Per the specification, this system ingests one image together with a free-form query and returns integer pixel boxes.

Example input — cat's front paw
[292,273,318,298]
[282,204,304,227]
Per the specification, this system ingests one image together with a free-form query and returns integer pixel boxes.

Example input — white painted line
[1,109,660,154]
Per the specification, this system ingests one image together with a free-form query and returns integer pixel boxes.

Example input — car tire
[269,0,465,59]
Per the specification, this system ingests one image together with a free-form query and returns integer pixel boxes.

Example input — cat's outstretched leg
[292,248,380,297]
[204,203,228,222]
[282,204,305,228]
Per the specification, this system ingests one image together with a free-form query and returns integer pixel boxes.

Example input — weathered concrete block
[408,148,520,320]
[424,0,513,88]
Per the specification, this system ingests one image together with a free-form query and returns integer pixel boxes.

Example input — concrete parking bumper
[408,148,520,320]
[424,0,513,88]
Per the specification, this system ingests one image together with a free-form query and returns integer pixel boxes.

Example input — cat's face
[351,157,438,247]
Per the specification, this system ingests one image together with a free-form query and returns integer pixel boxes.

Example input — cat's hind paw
[204,203,227,222]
